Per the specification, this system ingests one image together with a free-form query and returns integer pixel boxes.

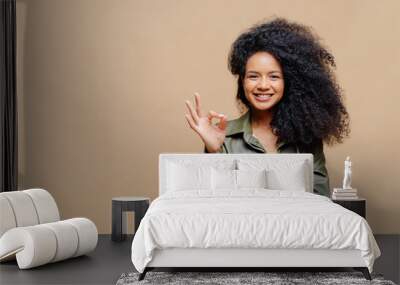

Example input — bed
[131,153,381,281]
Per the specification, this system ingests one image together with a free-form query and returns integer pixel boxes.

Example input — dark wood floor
[0,235,134,285]
[0,235,399,285]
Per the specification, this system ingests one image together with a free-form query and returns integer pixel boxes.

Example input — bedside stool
[332,197,366,218]
[112,197,150,242]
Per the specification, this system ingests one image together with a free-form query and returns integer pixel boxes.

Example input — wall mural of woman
[185,18,350,197]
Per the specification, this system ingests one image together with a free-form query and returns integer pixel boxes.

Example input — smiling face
[243,51,285,112]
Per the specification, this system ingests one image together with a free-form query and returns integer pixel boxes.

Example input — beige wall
[16,0,400,234]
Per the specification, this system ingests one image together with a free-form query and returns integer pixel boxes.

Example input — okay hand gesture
[185,93,227,153]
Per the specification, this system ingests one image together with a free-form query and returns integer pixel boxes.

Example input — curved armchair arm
[0,218,98,269]
[0,226,57,269]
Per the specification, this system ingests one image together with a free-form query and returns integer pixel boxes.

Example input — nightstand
[111,197,150,242]
[332,198,366,218]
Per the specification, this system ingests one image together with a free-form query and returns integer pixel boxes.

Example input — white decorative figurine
[342,156,352,189]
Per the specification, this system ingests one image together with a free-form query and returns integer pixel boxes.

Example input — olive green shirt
[206,112,330,197]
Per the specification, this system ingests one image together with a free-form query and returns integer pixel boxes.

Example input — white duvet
[131,190,380,273]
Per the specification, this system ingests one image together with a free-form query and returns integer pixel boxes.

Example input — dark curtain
[0,0,17,192]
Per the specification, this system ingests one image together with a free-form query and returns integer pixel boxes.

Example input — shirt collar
[226,111,287,150]
[225,111,252,136]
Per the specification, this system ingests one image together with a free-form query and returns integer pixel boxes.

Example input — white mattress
[131,190,380,273]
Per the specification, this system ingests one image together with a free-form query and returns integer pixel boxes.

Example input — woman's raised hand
[185,93,227,153]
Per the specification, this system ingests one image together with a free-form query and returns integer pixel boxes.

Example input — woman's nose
[257,77,271,90]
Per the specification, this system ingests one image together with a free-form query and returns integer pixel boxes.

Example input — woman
[185,18,349,197]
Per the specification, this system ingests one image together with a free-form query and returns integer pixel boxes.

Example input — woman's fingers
[185,93,227,134]
[185,100,199,123]
[208,110,225,119]
[207,110,220,121]
[185,114,198,131]
[194,92,203,117]
[208,111,227,130]
[218,114,227,131]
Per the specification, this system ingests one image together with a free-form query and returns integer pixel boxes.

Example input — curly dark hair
[228,17,350,146]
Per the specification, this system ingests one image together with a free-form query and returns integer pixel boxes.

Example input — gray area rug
[116,271,396,285]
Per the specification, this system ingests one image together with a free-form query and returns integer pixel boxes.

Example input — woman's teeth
[254,94,272,101]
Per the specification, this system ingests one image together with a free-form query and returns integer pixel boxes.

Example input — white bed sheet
[131,189,380,273]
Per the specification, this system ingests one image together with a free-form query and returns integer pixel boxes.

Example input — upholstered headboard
[159,153,314,195]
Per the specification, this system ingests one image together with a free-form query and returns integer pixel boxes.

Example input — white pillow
[167,162,211,191]
[211,168,236,190]
[211,168,268,190]
[236,169,268,189]
[237,159,308,191]
[266,162,307,191]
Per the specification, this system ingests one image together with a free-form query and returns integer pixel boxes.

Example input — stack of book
[332,188,358,200]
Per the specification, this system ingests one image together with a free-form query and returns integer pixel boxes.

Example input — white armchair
[0,189,98,269]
